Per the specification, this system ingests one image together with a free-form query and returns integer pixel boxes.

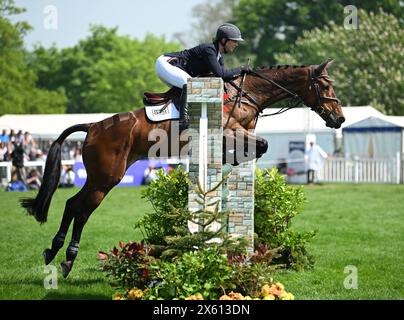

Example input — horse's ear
[315,59,334,77]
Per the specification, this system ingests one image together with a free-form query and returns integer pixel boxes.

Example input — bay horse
[21,59,345,278]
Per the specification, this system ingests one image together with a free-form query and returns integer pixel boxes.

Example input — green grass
[0,184,403,300]
[0,186,150,300]
[274,184,404,300]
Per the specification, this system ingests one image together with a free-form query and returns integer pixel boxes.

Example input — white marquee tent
[0,113,115,140]
[254,106,384,164]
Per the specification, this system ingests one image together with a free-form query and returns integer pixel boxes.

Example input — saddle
[143,87,182,107]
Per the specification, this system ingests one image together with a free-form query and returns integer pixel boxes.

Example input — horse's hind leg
[60,184,109,278]
[43,190,85,265]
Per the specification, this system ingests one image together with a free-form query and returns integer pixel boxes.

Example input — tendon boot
[178,84,189,133]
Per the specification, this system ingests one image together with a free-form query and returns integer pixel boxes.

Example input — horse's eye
[323,85,329,91]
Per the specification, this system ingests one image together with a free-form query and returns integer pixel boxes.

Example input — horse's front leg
[223,127,268,165]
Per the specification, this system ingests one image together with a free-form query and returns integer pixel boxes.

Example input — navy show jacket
[165,42,241,81]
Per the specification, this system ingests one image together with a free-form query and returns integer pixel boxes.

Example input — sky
[11,0,205,49]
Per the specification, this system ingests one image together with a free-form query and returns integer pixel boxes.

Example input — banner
[74,160,170,187]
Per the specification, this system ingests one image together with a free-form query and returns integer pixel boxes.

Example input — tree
[0,0,66,115]
[275,9,404,115]
[231,0,404,65]
[30,26,181,113]
[177,0,237,46]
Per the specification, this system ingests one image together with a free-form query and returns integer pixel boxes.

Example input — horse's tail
[20,123,91,224]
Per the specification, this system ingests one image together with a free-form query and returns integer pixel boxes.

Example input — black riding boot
[178,84,189,132]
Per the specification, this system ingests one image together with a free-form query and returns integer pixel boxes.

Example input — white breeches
[155,55,191,88]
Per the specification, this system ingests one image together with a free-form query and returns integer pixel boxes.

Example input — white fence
[319,154,402,184]
[1,154,403,186]
[258,153,403,184]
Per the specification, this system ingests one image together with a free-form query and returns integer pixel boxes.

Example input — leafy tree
[231,0,404,65]
[0,0,66,114]
[177,0,237,46]
[30,26,181,113]
[275,9,404,115]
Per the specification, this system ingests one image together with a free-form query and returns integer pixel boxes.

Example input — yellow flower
[228,292,245,300]
[185,293,204,300]
[219,295,232,300]
[112,293,125,300]
[262,294,276,300]
[269,283,285,297]
[281,292,295,300]
[274,282,285,291]
[261,284,271,296]
[128,288,144,300]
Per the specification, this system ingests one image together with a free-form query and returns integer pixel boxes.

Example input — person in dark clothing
[11,142,25,182]
[155,23,251,131]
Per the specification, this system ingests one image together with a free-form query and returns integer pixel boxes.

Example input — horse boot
[60,240,79,278]
[43,233,66,265]
[178,84,189,133]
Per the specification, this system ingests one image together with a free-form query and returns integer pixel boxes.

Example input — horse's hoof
[43,249,55,265]
[60,261,73,278]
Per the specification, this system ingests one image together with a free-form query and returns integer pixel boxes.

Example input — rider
[155,23,251,131]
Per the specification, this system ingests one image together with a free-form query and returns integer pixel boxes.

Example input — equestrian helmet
[216,23,244,42]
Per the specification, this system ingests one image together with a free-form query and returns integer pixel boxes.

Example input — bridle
[225,66,342,126]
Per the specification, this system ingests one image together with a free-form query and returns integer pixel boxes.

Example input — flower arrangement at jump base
[99,167,310,300]
[100,240,295,300]
[112,283,294,300]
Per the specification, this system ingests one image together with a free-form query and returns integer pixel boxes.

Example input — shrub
[143,247,234,300]
[228,244,282,297]
[136,167,189,245]
[254,167,316,270]
[98,241,156,290]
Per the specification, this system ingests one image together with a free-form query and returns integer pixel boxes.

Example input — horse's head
[302,59,345,129]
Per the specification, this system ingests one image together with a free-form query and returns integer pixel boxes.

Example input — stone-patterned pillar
[223,161,255,252]
[187,77,254,252]
[188,78,223,222]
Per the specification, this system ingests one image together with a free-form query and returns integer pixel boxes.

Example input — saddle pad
[145,102,179,122]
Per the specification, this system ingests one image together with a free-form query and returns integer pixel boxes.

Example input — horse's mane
[254,64,334,82]
[254,64,309,71]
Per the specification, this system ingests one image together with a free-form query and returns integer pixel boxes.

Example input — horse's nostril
[338,116,345,124]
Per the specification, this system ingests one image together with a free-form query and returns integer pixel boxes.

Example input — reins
[225,66,341,125]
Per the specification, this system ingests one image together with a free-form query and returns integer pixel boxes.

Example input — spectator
[16,130,24,145]
[11,141,25,182]
[142,164,158,185]
[276,158,287,175]
[23,131,37,160]
[60,165,75,188]
[36,149,47,161]
[73,147,83,162]
[26,169,42,190]
[0,141,7,161]
[0,129,9,144]
[8,129,16,145]
[305,141,328,184]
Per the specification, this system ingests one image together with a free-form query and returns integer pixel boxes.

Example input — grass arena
[1,183,403,300]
